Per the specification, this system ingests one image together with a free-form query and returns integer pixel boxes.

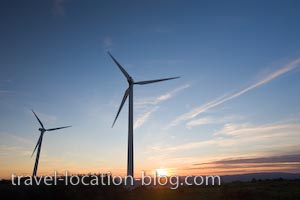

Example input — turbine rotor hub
[128,77,134,84]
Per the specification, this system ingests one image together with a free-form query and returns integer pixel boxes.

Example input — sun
[156,168,168,177]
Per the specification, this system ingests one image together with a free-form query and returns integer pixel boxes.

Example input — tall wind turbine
[31,110,71,177]
[108,52,179,178]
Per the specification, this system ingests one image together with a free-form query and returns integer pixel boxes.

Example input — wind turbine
[108,52,179,178]
[31,110,71,177]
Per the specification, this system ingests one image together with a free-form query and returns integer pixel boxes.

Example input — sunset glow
[1,0,300,180]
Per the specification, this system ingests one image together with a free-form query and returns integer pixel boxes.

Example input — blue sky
[1,0,300,178]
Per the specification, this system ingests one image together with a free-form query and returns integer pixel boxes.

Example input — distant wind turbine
[31,110,71,177]
[108,52,179,178]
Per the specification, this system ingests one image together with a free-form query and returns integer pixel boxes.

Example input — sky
[0,0,300,179]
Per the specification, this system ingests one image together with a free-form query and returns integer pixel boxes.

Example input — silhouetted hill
[221,172,300,182]
[1,173,300,200]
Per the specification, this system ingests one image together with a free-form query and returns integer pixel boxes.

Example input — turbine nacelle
[31,109,71,177]
[108,52,180,178]
[128,76,134,85]
[38,128,45,132]
[108,52,180,128]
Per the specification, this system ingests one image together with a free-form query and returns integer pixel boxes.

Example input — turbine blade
[31,134,42,158]
[134,76,180,85]
[112,87,130,127]
[31,109,44,128]
[46,126,72,131]
[107,52,131,81]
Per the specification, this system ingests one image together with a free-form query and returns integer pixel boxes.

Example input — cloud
[0,132,32,148]
[134,84,190,129]
[0,144,31,157]
[134,107,158,130]
[0,90,13,97]
[154,84,190,102]
[198,154,300,165]
[53,0,70,16]
[136,84,190,107]
[187,154,300,174]
[147,59,184,66]
[145,119,300,175]
[215,121,298,136]
[103,36,113,50]
[186,117,213,128]
[186,115,244,129]
[0,132,33,158]
[26,109,57,125]
[152,119,300,153]
[167,58,300,128]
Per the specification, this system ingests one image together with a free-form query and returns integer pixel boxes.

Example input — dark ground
[1,179,300,200]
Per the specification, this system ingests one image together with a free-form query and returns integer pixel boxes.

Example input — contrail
[167,58,300,128]
[134,84,190,129]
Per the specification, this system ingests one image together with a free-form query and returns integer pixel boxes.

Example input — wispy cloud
[103,36,113,50]
[186,115,244,129]
[139,112,299,174]
[215,116,300,136]
[153,83,190,103]
[134,84,190,129]
[198,154,300,165]
[152,119,300,153]
[147,59,184,66]
[188,154,300,175]
[136,84,190,107]
[134,107,158,130]
[0,132,33,158]
[167,58,300,128]
[0,132,32,146]
[186,117,213,128]
[53,0,70,16]
[0,90,13,97]
[26,109,57,125]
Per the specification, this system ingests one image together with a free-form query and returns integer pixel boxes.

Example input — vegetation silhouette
[1,176,300,200]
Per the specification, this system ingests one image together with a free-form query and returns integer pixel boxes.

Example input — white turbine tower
[108,52,179,178]
[31,110,71,177]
